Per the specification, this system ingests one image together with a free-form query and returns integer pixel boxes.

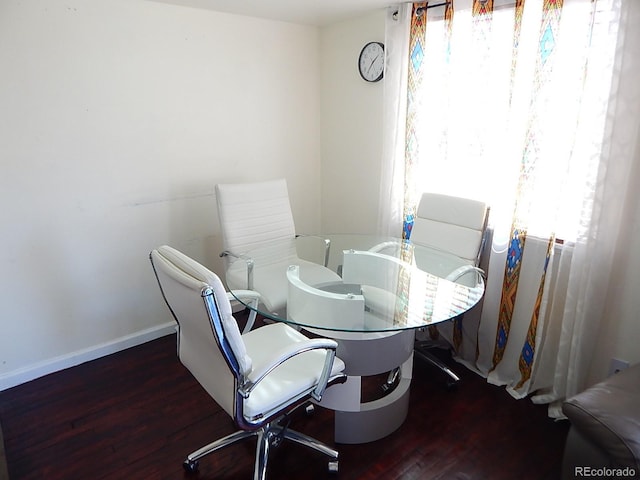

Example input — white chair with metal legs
[374,192,489,389]
[150,245,346,479]
[216,178,341,317]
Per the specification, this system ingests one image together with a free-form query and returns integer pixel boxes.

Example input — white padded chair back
[150,245,251,417]
[216,179,298,260]
[410,193,488,265]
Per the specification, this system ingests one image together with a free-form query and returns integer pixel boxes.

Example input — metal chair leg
[382,367,400,392]
[281,427,339,460]
[254,428,270,480]
[186,429,256,464]
[184,418,338,479]
[184,429,256,473]
[414,347,460,388]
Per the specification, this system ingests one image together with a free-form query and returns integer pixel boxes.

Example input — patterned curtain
[401,0,621,405]
[491,0,562,388]
[403,2,428,240]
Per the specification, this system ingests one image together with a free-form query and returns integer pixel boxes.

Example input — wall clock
[358,41,384,83]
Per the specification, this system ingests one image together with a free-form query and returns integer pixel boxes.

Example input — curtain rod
[393,2,444,20]
[393,0,507,19]
[392,2,450,20]
[417,0,490,14]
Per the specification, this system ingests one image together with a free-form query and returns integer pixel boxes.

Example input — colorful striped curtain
[399,0,620,403]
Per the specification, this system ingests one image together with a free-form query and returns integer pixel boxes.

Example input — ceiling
[147,0,392,26]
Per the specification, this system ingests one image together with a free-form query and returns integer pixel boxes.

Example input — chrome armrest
[226,290,260,333]
[368,240,401,254]
[296,234,331,267]
[446,265,485,284]
[220,250,255,290]
[239,338,339,402]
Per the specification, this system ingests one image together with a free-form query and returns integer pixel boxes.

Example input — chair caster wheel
[381,367,400,392]
[305,404,315,416]
[328,460,339,473]
[381,382,393,393]
[183,459,199,473]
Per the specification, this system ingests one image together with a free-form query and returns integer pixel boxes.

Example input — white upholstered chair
[150,245,346,479]
[412,193,489,387]
[375,192,489,388]
[410,192,489,280]
[216,179,341,316]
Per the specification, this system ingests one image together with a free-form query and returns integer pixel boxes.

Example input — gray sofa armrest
[562,364,640,477]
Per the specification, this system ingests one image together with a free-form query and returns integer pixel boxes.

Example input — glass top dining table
[226,234,485,444]
[227,234,485,333]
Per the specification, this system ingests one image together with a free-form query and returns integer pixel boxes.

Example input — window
[407,0,617,244]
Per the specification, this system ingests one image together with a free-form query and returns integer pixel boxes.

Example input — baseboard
[0,322,176,392]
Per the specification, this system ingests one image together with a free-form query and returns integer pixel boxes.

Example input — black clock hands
[368,55,380,73]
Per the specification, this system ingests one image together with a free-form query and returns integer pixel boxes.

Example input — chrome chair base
[183,416,339,480]
[382,343,461,391]
[414,342,460,389]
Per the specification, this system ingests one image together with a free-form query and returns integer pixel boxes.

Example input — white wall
[0,0,322,388]
[319,10,386,234]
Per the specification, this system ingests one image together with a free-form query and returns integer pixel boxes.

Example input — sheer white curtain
[532,0,640,416]
[379,0,639,417]
[378,5,410,237]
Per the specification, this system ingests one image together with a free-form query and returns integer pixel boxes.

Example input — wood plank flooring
[0,320,569,480]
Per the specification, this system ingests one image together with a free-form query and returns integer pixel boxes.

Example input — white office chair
[216,178,341,315]
[377,193,489,389]
[412,193,488,387]
[410,192,489,274]
[150,245,346,479]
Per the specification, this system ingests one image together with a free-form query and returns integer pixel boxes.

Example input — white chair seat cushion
[241,323,345,421]
[227,259,341,314]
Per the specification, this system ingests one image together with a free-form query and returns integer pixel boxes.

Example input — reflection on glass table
[227,234,485,444]
[227,234,484,328]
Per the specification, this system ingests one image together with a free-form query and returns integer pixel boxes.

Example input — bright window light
[410,0,617,244]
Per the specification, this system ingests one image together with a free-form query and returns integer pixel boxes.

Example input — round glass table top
[227,234,485,333]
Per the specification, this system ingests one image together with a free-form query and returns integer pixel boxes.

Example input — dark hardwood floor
[0,317,569,480]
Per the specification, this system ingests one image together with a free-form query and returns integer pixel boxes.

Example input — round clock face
[358,42,385,82]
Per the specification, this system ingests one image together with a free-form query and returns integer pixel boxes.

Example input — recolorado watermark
[575,466,637,478]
